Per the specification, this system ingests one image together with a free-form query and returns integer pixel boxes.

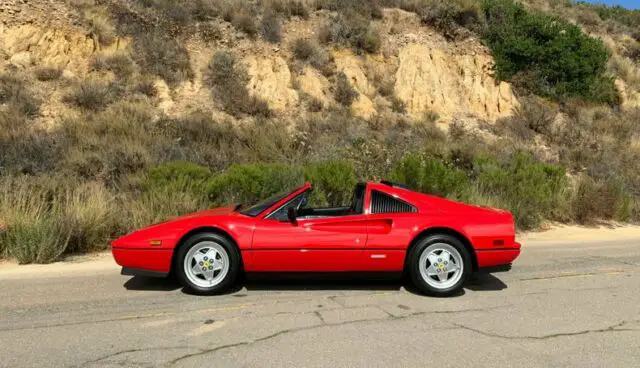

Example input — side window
[370,190,416,214]
[265,192,308,221]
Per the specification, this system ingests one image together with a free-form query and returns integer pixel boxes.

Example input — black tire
[176,232,241,295]
[407,234,471,297]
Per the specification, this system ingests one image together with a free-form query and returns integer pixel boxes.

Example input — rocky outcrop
[244,55,299,111]
[297,67,331,106]
[0,24,128,74]
[394,44,518,121]
[333,50,377,119]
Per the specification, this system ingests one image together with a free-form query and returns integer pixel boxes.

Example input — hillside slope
[0,0,639,263]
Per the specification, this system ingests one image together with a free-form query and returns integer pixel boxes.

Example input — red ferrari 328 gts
[112,181,521,296]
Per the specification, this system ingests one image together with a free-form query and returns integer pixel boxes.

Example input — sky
[581,0,640,9]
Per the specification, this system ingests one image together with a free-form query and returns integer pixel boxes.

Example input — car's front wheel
[176,232,240,295]
[408,234,471,296]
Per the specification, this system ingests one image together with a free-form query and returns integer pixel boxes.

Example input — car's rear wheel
[408,234,471,296]
[176,232,240,295]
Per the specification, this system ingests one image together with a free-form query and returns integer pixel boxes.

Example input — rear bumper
[476,242,521,270]
[112,247,173,274]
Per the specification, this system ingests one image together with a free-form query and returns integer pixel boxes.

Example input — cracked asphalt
[1,236,639,368]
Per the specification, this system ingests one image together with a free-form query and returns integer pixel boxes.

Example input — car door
[247,189,369,272]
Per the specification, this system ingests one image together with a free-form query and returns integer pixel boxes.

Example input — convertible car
[112,181,520,296]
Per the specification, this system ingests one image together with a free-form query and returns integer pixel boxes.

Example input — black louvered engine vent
[370,191,416,214]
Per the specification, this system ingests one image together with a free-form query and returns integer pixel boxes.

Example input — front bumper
[112,247,173,275]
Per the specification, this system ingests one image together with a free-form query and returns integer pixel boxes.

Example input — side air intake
[370,191,417,214]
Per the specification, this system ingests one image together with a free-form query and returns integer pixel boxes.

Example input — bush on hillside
[233,11,258,37]
[304,161,358,206]
[572,176,634,223]
[482,0,616,103]
[205,51,271,117]
[133,33,193,86]
[261,11,282,43]
[319,11,381,54]
[390,153,470,199]
[0,74,40,117]
[63,80,123,112]
[35,67,63,82]
[93,53,135,80]
[474,152,568,229]
[267,0,309,19]
[141,161,213,197]
[334,72,359,106]
[207,163,304,205]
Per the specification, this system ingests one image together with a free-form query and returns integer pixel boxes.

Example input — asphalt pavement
[1,235,639,368]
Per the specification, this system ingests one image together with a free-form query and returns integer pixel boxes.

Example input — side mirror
[287,207,298,224]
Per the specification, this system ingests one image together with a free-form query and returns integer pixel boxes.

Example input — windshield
[239,189,296,217]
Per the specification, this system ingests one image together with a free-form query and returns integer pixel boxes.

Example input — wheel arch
[405,227,478,272]
[171,226,243,273]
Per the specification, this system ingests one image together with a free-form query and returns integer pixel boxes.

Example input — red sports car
[112,181,521,296]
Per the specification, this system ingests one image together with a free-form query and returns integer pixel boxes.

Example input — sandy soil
[1,224,639,278]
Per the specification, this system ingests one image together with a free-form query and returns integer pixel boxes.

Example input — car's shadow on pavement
[123,272,507,296]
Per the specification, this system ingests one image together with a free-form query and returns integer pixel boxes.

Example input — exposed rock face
[244,55,299,111]
[0,24,127,73]
[297,67,331,106]
[333,50,377,119]
[394,44,518,121]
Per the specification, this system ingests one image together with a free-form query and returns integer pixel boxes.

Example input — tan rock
[333,49,374,96]
[9,51,31,68]
[0,25,94,73]
[351,94,376,120]
[297,67,331,106]
[244,55,299,111]
[394,44,518,121]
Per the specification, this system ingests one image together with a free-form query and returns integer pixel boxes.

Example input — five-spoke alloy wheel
[176,232,240,295]
[408,234,471,296]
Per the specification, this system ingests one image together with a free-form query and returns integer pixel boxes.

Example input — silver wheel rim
[184,241,230,288]
[418,243,464,290]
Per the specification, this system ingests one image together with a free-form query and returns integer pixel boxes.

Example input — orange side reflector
[150,240,162,247]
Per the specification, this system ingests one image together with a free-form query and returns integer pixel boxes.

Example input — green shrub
[133,32,193,86]
[474,152,568,229]
[200,22,223,43]
[63,80,123,112]
[84,6,116,45]
[205,51,271,117]
[207,163,304,205]
[135,79,157,97]
[267,0,309,19]
[233,11,258,37]
[304,161,358,206]
[93,53,135,79]
[261,11,282,43]
[482,0,615,103]
[126,188,207,229]
[0,74,40,117]
[390,153,470,199]
[0,110,64,175]
[417,0,484,40]
[319,12,381,54]
[572,176,634,223]
[291,38,331,72]
[35,67,63,82]
[334,72,359,106]
[0,178,117,263]
[141,161,213,197]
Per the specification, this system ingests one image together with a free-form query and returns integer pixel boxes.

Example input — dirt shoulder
[1,224,640,279]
